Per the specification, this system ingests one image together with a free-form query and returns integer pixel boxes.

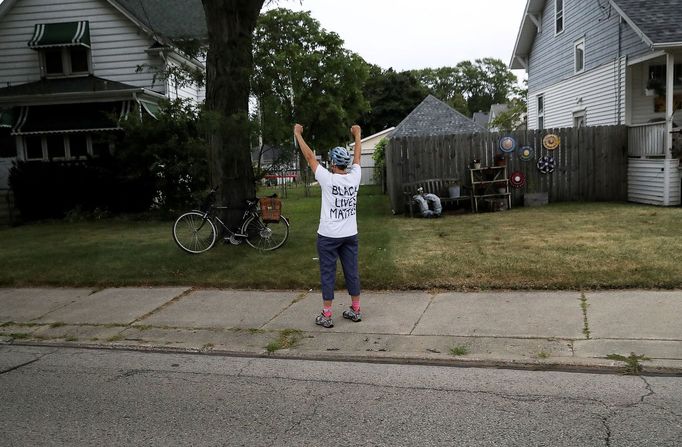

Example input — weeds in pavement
[606,352,651,374]
[266,329,303,353]
[449,345,470,356]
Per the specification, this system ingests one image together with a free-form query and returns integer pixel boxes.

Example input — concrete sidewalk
[1,287,681,374]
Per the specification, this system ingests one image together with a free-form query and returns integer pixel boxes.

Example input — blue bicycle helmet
[329,146,352,167]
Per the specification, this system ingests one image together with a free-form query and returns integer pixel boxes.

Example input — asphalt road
[1,346,681,446]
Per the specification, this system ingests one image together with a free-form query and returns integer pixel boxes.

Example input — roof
[391,95,486,138]
[0,0,207,42]
[113,0,207,40]
[511,0,682,68]
[472,112,490,128]
[349,127,395,148]
[610,0,682,48]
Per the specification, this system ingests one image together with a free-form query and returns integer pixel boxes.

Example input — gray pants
[412,193,442,217]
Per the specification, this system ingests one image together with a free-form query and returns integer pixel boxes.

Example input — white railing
[628,122,666,157]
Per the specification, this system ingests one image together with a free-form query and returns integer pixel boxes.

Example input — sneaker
[315,313,334,328]
[342,307,362,322]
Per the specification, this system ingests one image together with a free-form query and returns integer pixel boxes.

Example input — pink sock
[351,301,360,312]
[323,307,332,317]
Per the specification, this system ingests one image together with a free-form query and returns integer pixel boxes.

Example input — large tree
[409,58,518,117]
[201,0,265,225]
[410,66,468,115]
[358,66,429,136]
[252,8,369,163]
[457,58,518,117]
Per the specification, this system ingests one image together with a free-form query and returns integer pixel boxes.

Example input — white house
[0,0,206,189]
[511,0,682,206]
[348,127,394,185]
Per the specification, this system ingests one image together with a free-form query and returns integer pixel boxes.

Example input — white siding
[527,57,626,129]
[165,58,205,103]
[628,158,681,206]
[0,0,165,92]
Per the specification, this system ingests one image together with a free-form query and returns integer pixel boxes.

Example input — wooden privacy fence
[385,126,629,213]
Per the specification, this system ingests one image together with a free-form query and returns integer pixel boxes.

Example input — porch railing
[628,122,666,157]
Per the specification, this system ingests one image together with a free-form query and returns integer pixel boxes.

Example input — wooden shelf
[469,166,512,213]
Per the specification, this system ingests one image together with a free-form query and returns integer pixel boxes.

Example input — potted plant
[472,158,481,169]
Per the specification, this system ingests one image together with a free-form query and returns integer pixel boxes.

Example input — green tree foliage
[410,58,518,117]
[117,99,208,214]
[458,58,518,117]
[358,66,429,136]
[252,8,370,158]
[488,80,528,132]
[410,66,468,115]
[372,137,388,188]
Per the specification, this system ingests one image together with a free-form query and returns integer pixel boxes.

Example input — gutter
[652,42,682,50]
[0,88,166,106]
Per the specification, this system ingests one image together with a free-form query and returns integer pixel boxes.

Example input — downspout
[664,52,674,205]
[616,17,622,125]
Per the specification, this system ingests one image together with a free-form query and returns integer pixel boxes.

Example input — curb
[6,340,682,377]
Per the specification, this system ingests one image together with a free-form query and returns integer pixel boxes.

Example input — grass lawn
[1,185,681,290]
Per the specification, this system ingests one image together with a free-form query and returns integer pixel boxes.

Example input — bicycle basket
[259,197,282,222]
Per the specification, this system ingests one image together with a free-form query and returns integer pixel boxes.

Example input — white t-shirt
[315,163,362,238]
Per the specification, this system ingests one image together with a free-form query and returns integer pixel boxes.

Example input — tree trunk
[202,0,264,227]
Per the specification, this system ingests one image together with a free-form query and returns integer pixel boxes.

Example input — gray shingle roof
[391,95,486,138]
[611,0,682,45]
[115,0,207,40]
[472,112,490,128]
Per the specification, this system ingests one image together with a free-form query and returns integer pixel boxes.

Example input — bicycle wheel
[172,212,217,254]
[242,215,290,251]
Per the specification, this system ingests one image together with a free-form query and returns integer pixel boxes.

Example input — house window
[46,135,65,159]
[555,0,564,35]
[68,134,88,158]
[24,136,44,160]
[537,95,545,130]
[648,64,682,89]
[92,138,111,157]
[22,134,111,161]
[573,110,586,128]
[0,131,15,158]
[44,49,64,75]
[41,47,91,78]
[574,39,585,73]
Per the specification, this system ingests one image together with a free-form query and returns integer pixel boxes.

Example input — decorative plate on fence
[509,171,526,188]
[536,155,556,174]
[519,146,534,161]
[542,134,560,150]
[499,136,517,153]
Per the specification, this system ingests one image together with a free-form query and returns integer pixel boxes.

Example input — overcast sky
[267,0,528,80]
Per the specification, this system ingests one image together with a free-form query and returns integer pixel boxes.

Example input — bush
[116,98,208,215]
[9,156,155,220]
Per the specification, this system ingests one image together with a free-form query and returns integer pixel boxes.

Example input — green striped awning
[11,101,132,135]
[28,21,91,49]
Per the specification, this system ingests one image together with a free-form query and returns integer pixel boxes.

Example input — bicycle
[172,187,290,254]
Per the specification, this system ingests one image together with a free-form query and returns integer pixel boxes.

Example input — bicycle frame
[192,204,258,240]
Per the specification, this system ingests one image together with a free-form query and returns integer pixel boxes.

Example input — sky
[266,0,528,80]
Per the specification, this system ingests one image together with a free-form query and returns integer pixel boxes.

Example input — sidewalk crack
[409,292,436,335]
[258,290,309,330]
[129,287,196,326]
[579,292,591,340]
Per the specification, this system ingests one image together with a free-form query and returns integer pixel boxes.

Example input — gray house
[391,95,486,138]
[510,0,681,206]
